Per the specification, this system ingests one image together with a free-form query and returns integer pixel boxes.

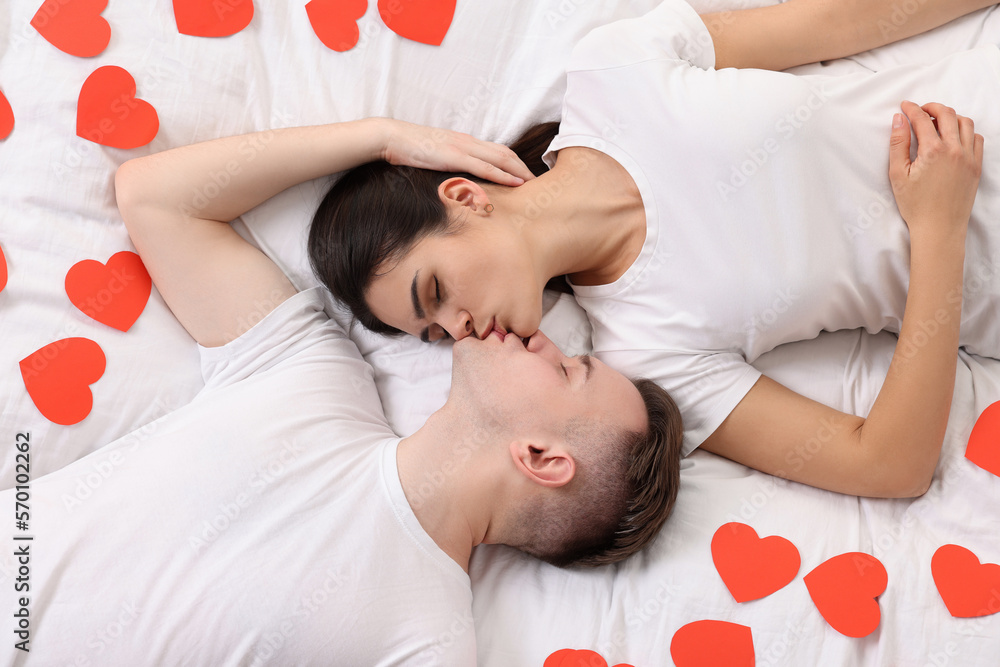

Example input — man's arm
[701,0,997,70]
[115,119,534,348]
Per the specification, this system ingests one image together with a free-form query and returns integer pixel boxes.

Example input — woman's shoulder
[566,0,714,74]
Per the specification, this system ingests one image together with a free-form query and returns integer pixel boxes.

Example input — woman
[309,0,995,498]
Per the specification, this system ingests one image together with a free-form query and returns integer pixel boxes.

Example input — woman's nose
[445,311,475,340]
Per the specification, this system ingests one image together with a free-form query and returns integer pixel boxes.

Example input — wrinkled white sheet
[1,0,998,664]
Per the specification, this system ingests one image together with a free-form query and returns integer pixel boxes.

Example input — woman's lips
[480,317,526,345]
[482,317,506,340]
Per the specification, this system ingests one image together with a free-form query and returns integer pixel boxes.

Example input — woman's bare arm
[116,119,534,347]
[702,0,997,70]
[703,102,983,497]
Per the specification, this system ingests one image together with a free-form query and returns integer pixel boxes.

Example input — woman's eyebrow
[410,270,425,320]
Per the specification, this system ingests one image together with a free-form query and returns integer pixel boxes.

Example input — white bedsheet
[1,0,998,664]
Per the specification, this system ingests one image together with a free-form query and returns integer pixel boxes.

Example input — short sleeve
[543,0,715,171]
[600,348,761,456]
[565,0,715,73]
[198,287,350,389]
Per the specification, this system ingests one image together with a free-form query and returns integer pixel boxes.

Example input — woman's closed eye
[433,275,449,307]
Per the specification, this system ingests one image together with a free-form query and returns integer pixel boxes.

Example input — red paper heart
[306,0,367,52]
[377,0,454,46]
[20,338,106,426]
[670,620,755,667]
[0,89,13,140]
[543,649,634,667]
[711,522,800,603]
[65,251,151,331]
[30,0,111,58]
[804,552,887,638]
[932,544,1000,618]
[77,66,159,149]
[967,400,1000,478]
[173,0,254,37]
[0,243,7,294]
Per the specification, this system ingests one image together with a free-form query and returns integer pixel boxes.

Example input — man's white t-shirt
[542,0,1000,455]
[1,289,475,666]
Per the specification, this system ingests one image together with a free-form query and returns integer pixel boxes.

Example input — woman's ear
[439,177,491,213]
[507,440,575,488]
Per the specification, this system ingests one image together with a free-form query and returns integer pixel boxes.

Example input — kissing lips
[479,316,498,340]
[483,317,529,347]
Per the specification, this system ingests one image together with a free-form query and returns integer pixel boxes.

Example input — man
[0,124,680,665]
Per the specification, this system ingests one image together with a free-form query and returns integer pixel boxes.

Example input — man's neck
[394,410,501,573]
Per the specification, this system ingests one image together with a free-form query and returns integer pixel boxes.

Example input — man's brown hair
[509,378,684,567]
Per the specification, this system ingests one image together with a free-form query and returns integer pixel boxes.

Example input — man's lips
[479,317,531,347]
[495,328,533,348]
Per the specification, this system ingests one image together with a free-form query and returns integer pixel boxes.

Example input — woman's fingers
[957,115,976,153]
[460,156,517,186]
[904,101,981,162]
[467,140,536,184]
[888,100,982,238]
[888,112,913,184]
[458,155,525,186]
[384,120,535,186]
[921,102,960,144]
[900,101,943,155]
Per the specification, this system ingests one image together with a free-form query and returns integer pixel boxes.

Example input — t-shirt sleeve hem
[198,287,331,385]
[543,133,618,172]
[681,365,762,457]
[564,0,716,75]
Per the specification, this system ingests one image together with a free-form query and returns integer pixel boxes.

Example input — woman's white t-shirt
[542,0,1000,455]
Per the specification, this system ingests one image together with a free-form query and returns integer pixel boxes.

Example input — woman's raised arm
[116,119,533,347]
[118,119,532,223]
[702,0,998,71]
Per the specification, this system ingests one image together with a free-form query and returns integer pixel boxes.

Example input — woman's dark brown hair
[307,121,562,336]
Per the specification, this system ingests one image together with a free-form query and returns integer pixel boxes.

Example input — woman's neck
[491,147,646,287]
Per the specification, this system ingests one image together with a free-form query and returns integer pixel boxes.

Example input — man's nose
[524,331,565,362]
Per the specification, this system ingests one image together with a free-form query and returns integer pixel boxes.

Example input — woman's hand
[889,101,984,244]
[378,118,536,186]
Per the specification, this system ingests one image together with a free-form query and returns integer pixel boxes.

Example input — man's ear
[438,177,490,213]
[508,440,575,488]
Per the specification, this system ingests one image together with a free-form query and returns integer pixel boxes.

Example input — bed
[1,0,999,664]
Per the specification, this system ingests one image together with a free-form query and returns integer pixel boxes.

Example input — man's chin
[449,338,497,392]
